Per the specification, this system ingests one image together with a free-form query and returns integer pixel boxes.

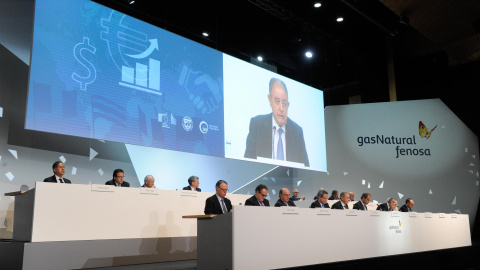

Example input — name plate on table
[91,184,115,192]
[424,212,433,218]
[316,208,331,215]
[140,188,159,195]
[370,211,381,216]
[346,210,358,216]
[409,212,417,217]
[451,213,458,218]
[180,190,198,197]
[439,213,446,218]
[282,207,299,214]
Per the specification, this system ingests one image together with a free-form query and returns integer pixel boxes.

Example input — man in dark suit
[244,78,309,167]
[204,180,232,214]
[274,188,296,207]
[105,169,130,187]
[310,189,330,208]
[353,193,371,210]
[328,190,339,200]
[377,198,398,211]
[43,161,72,183]
[142,175,156,188]
[331,192,350,209]
[399,198,414,212]
[182,175,201,191]
[245,184,270,206]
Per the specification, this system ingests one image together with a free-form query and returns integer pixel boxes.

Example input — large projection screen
[26,0,327,173]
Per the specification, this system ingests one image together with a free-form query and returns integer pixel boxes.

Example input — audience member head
[143,175,155,188]
[349,192,355,201]
[188,175,200,189]
[113,169,125,184]
[215,180,228,198]
[332,190,339,199]
[317,189,328,205]
[52,161,65,177]
[406,198,414,209]
[360,193,371,205]
[340,192,350,205]
[279,188,291,203]
[387,198,398,211]
[254,184,268,202]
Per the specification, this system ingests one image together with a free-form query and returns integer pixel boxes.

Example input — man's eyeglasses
[218,188,228,192]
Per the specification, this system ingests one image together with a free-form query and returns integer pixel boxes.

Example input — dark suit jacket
[105,179,130,187]
[376,203,389,211]
[43,175,72,184]
[244,113,309,167]
[204,194,232,214]
[244,195,270,206]
[274,199,296,207]
[310,200,330,208]
[328,196,337,200]
[331,201,348,209]
[182,186,201,192]
[353,201,368,210]
[399,205,410,212]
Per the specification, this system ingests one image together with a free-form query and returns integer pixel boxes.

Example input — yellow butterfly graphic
[399,220,402,227]
[419,121,437,139]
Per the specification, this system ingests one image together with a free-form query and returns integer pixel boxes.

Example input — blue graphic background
[26,0,224,157]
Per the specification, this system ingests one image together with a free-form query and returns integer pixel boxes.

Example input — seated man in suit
[244,78,309,167]
[331,192,350,209]
[399,198,414,212]
[349,192,355,201]
[377,198,398,211]
[274,188,296,207]
[310,189,329,208]
[204,180,232,214]
[353,193,371,210]
[245,184,270,206]
[105,169,130,187]
[142,175,156,188]
[182,175,201,191]
[290,189,305,201]
[43,161,72,183]
[328,190,339,200]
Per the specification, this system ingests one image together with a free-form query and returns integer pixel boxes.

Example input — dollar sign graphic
[72,37,97,91]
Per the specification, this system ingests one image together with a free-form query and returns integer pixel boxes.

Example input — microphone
[272,126,276,159]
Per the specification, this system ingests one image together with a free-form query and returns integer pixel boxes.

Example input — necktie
[364,204,367,210]
[344,204,348,209]
[221,199,228,214]
[259,201,264,206]
[285,201,289,206]
[59,178,64,183]
[321,204,324,208]
[276,128,284,160]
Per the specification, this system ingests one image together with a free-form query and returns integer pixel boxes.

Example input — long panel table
[197,205,471,270]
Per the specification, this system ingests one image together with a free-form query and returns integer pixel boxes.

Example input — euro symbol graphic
[72,37,97,91]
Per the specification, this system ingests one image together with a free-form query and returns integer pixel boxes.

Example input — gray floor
[84,260,197,270]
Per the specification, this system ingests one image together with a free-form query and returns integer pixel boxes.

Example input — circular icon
[199,121,208,134]
[182,116,193,131]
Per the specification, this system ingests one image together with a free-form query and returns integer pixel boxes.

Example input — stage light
[305,51,313,58]
[129,0,135,4]
[257,56,263,61]
[202,32,209,37]
[314,2,321,8]
[336,17,344,22]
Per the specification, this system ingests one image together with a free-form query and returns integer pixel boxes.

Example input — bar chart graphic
[120,58,161,95]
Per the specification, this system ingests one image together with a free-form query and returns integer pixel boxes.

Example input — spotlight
[128,0,135,4]
[202,32,209,37]
[314,2,321,8]
[305,51,313,58]
[336,17,344,22]
[257,56,263,61]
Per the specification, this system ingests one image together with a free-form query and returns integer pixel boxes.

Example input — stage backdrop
[1,0,479,239]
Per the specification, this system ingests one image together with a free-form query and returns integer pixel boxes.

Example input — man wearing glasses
[105,169,130,187]
[245,184,270,206]
[204,180,232,214]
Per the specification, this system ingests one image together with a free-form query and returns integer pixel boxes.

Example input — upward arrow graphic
[126,39,158,59]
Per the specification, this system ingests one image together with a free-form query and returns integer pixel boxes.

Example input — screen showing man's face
[268,84,289,127]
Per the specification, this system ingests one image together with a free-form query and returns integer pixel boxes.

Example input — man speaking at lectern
[43,161,72,183]
[244,78,309,167]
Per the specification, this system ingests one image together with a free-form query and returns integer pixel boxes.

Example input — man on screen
[43,161,72,183]
[105,169,130,187]
[245,184,270,206]
[244,78,309,167]
[183,175,201,191]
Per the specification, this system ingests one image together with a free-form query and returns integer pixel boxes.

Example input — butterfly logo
[399,220,402,227]
[419,121,437,139]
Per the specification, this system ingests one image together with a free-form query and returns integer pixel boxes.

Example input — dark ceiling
[93,0,480,106]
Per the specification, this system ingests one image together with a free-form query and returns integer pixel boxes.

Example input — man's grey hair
[340,192,348,199]
[269,78,288,97]
[144,175,154,182]
[387,198,397,203]
[317,189,328,199]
